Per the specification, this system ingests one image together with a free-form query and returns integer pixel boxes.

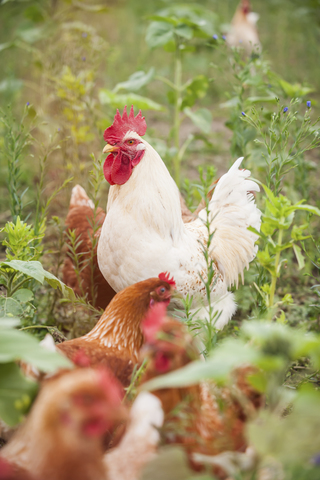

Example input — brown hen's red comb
[72,349,91,368]
[141,302,167,343]
[158,272,176,288]
[97,367,124,405]
[103,105,147,144]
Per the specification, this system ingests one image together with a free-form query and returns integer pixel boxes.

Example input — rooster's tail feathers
[199,157,261,288]
[69,185,94,209]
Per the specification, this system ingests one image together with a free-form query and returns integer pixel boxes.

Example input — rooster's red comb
[103,105,147,144]
[158,272,176,288]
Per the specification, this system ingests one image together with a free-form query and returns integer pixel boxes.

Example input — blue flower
[82,56,86,61]
[307,101,311,108]
[283,107,288,113]
[222,35,226,40]
[26,102,30,106]
[82,32,87,38]
[58,128,61,132]
[213,34,218,40]
[312,453,320,466]
[241,112,246,116]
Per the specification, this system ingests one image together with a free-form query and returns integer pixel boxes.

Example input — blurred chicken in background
[226,0,261,53]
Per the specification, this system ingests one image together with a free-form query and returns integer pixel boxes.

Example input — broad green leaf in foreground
[0,317,21,328]
[248,387,320,465]
[141,339,259,391]
[0,328,72,372]
[0,362,38,426]
[1,260,75,300]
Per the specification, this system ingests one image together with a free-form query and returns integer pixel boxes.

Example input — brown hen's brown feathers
[62,185,115,310]
[1,368,126,480]
[58,277,174,387]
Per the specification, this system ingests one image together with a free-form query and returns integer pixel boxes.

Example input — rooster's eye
[160,287,166,294]
[127,139,135,145]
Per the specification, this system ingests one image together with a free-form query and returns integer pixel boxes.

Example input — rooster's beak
[103,144,119,154]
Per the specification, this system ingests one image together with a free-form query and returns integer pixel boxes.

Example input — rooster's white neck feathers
[107,131,185,244]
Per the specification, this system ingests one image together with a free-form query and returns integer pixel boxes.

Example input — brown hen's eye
[160,287,166,294]
[127,139,135,145]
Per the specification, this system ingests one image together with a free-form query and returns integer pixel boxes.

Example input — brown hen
[62,185,115,310]
[57,274,176,387]
[1,368,126,480]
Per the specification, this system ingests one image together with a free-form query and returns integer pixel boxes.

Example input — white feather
[104,392,164,480]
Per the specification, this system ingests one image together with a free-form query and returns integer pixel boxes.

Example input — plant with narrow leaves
[252,183,320,314]
[0,105,35,221]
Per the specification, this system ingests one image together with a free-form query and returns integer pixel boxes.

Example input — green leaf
[0,42,13,52]
[0,79,23,94]
[12,289,34,303]
[246,94,278,104]
[181,75,209,109]
[1,261,75,300]
[0,328,72,371]
[0,362,37,426]
[72,0,108,12]
[0,297,23,318]
[0,317,21,329]
[184,108,212,134]
[175,24,193,40]
[142,339,259,391]
[113,68,155,93]
[17,26,46,44]
[99,90,164,111]
[288,204,320,216]
[293,244,305,270]
[145,21,175,49]
[278,78,314,98]
[141,446,194,480]
[146,15,179,26]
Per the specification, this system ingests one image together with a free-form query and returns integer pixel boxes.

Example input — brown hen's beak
[103,144,119,154]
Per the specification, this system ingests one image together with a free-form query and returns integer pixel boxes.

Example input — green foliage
[0,319,71,426]
[0,106,34,221]
[145,5,216,186]
[1,1,320,476]
[2,216,44,261]
[0,361,37,427]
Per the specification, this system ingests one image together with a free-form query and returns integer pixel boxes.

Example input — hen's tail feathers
[69,185,94,209]
[199,157,261,288]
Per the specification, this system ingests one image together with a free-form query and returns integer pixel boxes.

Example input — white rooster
[97,106,261,328]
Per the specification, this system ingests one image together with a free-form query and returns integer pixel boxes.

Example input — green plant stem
[6,272,17,296]
[173,47,182,187]
[124,358,147,400]
[155,75,176,90]
[19,325,51,331]
[269,228,284,309]
[9,277,31,296]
